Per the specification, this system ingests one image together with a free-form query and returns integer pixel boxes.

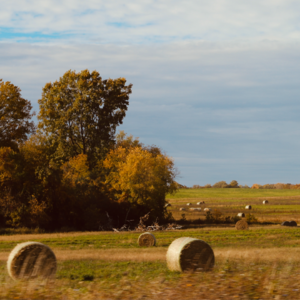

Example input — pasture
[167,188,300,223]
[1,188,300,299]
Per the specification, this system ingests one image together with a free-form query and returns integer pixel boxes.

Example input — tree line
[0,70,177,231]
[191,181,300,189]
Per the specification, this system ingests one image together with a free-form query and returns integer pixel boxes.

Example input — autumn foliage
[0,71,177,231]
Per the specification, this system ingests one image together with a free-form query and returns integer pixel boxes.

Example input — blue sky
[1,0,300,186]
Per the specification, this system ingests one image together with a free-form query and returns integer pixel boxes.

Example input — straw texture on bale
[180,208,186,211]
[245,205,252,209]
[7,241,57,280]
[237,213,245,217]
[263,200,269,204]
[166,237,215,272]
[138,232,156,247]
[235,220,249,230]
[204,208,211,212]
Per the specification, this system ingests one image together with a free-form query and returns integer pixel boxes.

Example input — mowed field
[2,189,300,299]
[166,188,300,223]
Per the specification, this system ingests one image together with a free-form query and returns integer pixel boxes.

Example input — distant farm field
[166,188,300,200]
[166,188,300,223]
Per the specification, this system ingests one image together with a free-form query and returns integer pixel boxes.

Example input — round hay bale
[138,232,156,247]
[166,237,214,272]
[203,208,211,212]
[245,205,252,210]
[235,220,249,230]
[196,202,201,205]
[263,200,268,204]
[165,203,171,208]
[290,220,297,227]
[186,203,192,206]
[7,242,56,280]
[180,208,186,211]
[237,213,245,218]
[281,221,291,226]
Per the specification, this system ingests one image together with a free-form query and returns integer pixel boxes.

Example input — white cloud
[1,1,300,44]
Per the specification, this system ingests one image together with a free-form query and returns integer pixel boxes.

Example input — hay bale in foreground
[263,200,269,204]
[235,220,249,230]
[290,220,297,227]
[245,205,252,209]
[281,221,290,226]
[166,237,214,272]
[7,241,56,280]
[237,213,245,217]
[203,208,211,212]
[138,232,156,247]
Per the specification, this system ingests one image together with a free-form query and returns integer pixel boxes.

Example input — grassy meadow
[1,188,300,299]
[167,188,300,223]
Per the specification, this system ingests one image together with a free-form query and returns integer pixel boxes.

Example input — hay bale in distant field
[290,220,297,227]
[180,208,186,211]
[263,200,268,204]
[138,232,156,247]
[7,242,56,280]
[203,208,211,212]
[281,221,291,226]
[186,203,192,206]
[165,203,171,207]
[190,208,201,211]
[237,213,245,217]
[196,201,204,205]
[166,237,214,272]
[235,220,249,230]
[245,205,252,209]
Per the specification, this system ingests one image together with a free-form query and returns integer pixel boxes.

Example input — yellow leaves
[61,154,90,186]
[103,145,177,204]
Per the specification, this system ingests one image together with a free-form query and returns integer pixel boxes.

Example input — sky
[1,0,300,186]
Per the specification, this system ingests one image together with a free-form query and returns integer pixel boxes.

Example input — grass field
[1,188,300,299]
[167,188,300,223]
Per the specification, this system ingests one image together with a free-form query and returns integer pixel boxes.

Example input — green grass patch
[57,260,179,282]
[167,188,300,200]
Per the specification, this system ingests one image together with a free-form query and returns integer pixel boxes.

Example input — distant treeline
[179,181,300,189]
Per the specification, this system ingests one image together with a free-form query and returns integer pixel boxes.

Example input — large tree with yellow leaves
[38,70,132,166]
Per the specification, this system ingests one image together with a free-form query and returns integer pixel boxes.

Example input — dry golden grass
[1,246,300,264]
[0,231,118,242]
